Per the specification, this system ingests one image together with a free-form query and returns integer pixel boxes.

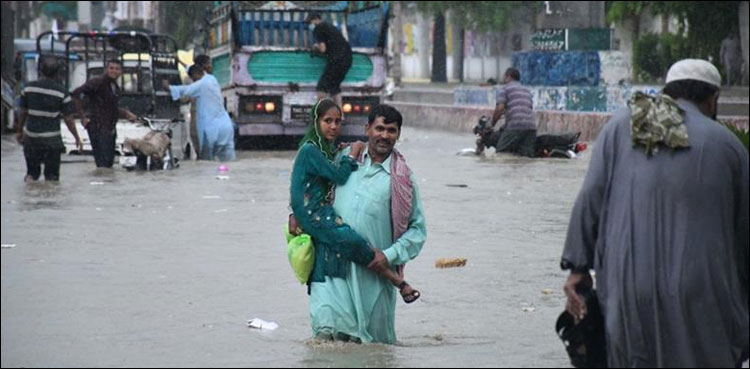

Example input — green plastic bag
[283,224,315,284]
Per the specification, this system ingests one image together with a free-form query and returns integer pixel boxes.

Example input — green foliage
[416,1,536,33]
[605,1,648,26]
[721,121,750,152]
[160,2,213,49]
[633,32,691,81]
[633,33,660,81]
[609,1,741,80]
[33,1,78,21]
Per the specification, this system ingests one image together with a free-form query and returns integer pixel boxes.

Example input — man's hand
[367,249,389,273]
[563,271,593,320]
[15,132,23,145]
[161,79,170,90]
[126,111,138,122]
[81,116,90,128]
[349,141,366,159]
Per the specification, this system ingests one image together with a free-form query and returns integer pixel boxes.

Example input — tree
[415,1,534,82]
[607,1,741,78]
[431,13,447,82]
[160,2,213,50]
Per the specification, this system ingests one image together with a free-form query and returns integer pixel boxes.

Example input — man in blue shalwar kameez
[165,65,235,161]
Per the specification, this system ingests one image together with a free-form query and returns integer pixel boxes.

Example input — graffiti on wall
[455,88,494,106]
[531,29,565,51]
[598,51,631,86]
[513,51,601,86]
[533,87,567,111]
[454,85,663,113]
[566,87,608,112]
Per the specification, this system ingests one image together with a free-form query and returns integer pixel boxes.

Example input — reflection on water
[302,339,398,368]
[21,180,64,211]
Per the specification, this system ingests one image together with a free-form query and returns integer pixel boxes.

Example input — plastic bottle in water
[216,164,229,180]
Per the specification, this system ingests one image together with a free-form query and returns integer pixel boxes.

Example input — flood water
[1,126,592,367]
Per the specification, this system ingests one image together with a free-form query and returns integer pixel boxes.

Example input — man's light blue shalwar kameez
[169,74,235,161]
[309,148,427,344]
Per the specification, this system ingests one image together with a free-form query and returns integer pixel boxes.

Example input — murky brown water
[1,126,592,367]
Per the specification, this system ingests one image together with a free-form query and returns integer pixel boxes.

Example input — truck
[206,1,390,142]
[34,30,194,160]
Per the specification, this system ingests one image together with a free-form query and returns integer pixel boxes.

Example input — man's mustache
[375,139,393,146]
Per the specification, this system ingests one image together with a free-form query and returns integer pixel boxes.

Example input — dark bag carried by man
[555,288,607,368]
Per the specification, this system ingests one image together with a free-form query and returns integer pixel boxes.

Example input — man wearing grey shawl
[561,59,749,367]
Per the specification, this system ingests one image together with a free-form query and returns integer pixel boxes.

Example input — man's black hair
[368,104,403,129]
[188,64,204,79]
[39,56,60,78]
[504,67,520,81]
[194,54,211,68]
[662,79,719,104]
[305,11,322,23]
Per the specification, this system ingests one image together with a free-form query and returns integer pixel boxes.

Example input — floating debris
[456,148,476,156]
[247,318,279,331]
[435,258,467,268]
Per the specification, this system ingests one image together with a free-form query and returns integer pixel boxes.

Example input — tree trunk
[391,1,403,86]
[431,13,447,83]
[458,28,465,82]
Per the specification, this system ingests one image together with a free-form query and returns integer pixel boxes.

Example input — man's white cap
[665,59,721,87]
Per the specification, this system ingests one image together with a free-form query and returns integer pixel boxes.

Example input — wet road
[1,126,592,367]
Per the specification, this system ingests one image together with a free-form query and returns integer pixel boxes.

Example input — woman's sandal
[398,281,421,304]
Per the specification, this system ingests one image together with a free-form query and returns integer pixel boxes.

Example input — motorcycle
[120,117,179,171]
[473,116,587,158]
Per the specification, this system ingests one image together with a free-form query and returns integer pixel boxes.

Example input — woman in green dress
[289,98,420,303]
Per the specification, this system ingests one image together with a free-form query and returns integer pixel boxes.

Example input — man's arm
[71,95,88,127]
[59,93,82,149]
[312,42,327,54]
[16,87,28,143]
[490,103,505,128]
[71,79,97,128]
[62,114,83,151]
[16,108,27,144]
[560,111,620,319]
[167,76,208,101]
[382,173,427,267]
[564,271,593,320]
[118,107,137,122]
[733,139,749,302]
[491,87,507,128]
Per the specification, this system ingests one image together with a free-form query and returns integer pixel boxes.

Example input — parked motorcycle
[473,116,587,158]
[120,117,178,171]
